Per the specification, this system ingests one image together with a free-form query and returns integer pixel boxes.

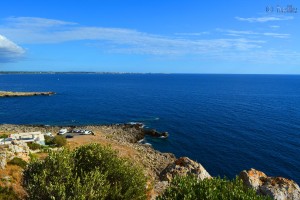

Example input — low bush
[23,143,147,200]
[44,135,53,145]
[0,186,20,200]
[29,153,38,162]
[27,142,42,150]
[157,176,271,200]
[7,157,27,169]
[0,134,8,139]
[52,135,66,147]
[40,146,51,153]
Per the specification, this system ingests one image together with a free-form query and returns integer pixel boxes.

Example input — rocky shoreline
[0,91,55,97]
[0,124,176,183]
[0,123,299,200]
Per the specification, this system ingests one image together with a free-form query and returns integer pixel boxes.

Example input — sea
[0,74,299,183]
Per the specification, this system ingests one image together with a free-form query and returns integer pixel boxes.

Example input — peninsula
[0,91,55,97]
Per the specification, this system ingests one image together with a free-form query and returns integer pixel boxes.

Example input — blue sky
[0,0,299,73]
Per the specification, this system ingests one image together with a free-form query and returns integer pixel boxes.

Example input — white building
[9,131,45,145]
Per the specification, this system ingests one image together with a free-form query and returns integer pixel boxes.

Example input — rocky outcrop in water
[143,129,169,138]
[239,168,300,200]
[0,91,55,97]
[160,157,211,182]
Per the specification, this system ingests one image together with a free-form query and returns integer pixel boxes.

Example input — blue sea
[0,74,300,183]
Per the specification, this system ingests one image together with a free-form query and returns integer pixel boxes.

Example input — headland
[0,91,55,97]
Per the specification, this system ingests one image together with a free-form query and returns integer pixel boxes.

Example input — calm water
[0,74,300,183]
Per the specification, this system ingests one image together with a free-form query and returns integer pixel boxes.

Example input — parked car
[65,135,74,138]
[80,130,92,135]
[58,129,68,135]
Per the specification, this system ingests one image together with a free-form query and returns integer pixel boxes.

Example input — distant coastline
[0,91,55,97]
[0,71,166,75]
[1,71,300,75]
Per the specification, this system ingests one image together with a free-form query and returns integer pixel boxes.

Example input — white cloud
[174,32,210,36]
[4,17,77,28]
[263,32,290,38]
[270,25,280,29]
[235,16,294,23]
[0,17,298,66]
[218,29,290,38]
[0,17,264,56]
[0,34,25,63]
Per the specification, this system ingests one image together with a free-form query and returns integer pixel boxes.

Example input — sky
[0,0,299,73]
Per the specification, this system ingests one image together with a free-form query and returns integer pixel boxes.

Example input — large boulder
[239,168,300,200]
[0,140,30,169]
[8,140,30,161]
[160,157,211,182]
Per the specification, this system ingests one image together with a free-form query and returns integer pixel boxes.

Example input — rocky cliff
[239,168,300,200]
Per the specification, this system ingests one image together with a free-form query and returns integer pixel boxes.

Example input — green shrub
[41,146,51,153]
[52,135,66,147]
[29,153,38,162]
[23,143,147,200]
[0,186,20,200]
[157,176,271,200]
[27,142,42,150]
[44,135,53,145]
[0,134,8,139]
[7,157,27,168]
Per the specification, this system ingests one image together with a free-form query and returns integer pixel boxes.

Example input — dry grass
[67,130,140,161]
[0,165,27,199]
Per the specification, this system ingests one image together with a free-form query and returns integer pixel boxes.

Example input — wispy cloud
[4,17,77,28]
[0,17,298,65]
[270,25,280,29]
[235,16,294,23]
[0,17,263,56]
[0,34,25,63]
[174,32,210,36]
[263,32,290,38]
[218,29,290,38]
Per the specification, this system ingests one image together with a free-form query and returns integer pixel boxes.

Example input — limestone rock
[160,157,211,182]
[8,141,30,162]
[239,168,268,190]
[0,141,30,169]
[0,152,7,169]
[239,168,300,200]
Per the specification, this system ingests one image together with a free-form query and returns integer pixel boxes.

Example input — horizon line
[1,71,300,75]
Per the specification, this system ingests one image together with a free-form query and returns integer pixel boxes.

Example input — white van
[58,129,68,135]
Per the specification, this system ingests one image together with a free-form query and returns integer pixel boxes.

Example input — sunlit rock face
[239,168,300,200]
